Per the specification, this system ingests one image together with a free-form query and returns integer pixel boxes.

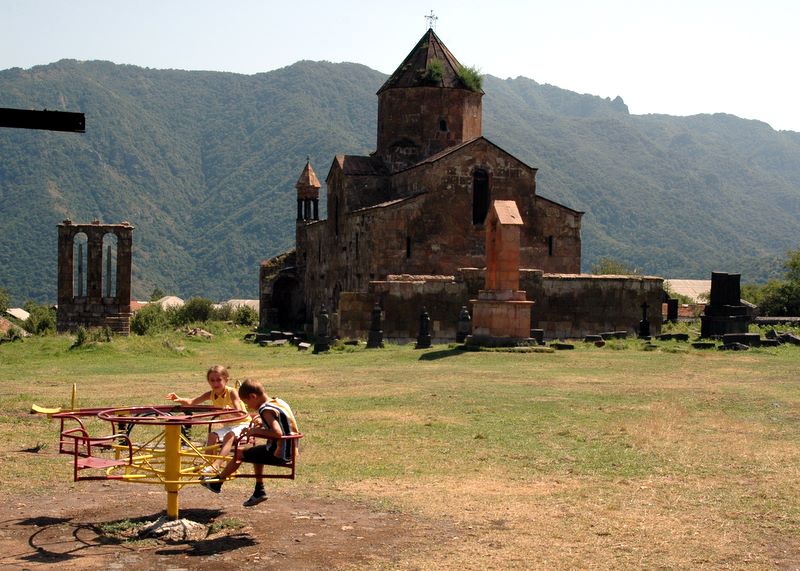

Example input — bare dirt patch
[0,485,444,570]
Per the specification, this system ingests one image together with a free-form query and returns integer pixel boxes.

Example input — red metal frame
[59,426,134,481]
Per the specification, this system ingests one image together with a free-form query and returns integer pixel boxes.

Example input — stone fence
[338,269,663,342]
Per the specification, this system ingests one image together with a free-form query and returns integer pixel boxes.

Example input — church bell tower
[375,27,484,172]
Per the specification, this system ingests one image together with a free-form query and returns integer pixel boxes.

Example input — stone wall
[338,270,664,342]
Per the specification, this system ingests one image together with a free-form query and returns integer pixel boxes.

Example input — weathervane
[425,10,438,30]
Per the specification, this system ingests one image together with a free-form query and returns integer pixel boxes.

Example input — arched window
[102,233,118,298]
[472,169,490,225]
[73,232,88,298]
[439,119,448,132]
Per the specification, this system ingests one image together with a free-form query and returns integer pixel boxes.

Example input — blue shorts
[241,444,291,466]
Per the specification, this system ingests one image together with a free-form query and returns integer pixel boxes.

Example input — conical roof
[377,28,479,94]
[295,159,321,189]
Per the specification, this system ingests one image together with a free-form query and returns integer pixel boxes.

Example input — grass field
[2,325,799,569]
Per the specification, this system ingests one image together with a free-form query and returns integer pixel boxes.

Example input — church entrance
[271,276,305,331]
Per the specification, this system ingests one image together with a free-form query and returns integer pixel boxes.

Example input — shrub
[22,302,56,335]
[458,65,483,92]
[591,257,640,275]
[174,297,214,325]
[0,286,9,315]
[3,326,24,343]
[73,325,88,348]
[212,303,234,322]
[232,305,258,326]
[423,59,444,84]
[131,303,169,335]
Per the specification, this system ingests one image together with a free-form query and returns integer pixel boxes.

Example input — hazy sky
[3,0,799,131]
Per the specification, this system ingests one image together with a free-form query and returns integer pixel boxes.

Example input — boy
[201,378,299,507]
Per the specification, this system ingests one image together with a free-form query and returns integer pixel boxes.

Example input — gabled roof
[401,136,535,173]
[490,200,524,226]
[5,307,29,321]
[377,28,479,94]
[329,154,389,178]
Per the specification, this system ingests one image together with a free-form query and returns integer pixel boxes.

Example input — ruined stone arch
[57,220,133,334]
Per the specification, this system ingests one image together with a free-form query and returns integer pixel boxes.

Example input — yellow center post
[164,423,182,519]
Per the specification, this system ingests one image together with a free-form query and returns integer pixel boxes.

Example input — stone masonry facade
[260,28,584,335]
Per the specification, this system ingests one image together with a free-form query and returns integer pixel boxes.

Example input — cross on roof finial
[425,10,438,30]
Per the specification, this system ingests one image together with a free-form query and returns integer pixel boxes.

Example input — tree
[22,301,56,335]
[149,287,166,301]
[784,248,800,283]
[0,287,9,315]
[749,248,800,316]
[590,257,640,275]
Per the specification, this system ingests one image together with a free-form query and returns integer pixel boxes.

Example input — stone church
[261,28,662,340]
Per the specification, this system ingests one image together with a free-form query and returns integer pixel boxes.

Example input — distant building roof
[664,279,711,303]
[225,299,259,313]
[6,307,30,321]
[377,28,479,94]
[153,296,184,309]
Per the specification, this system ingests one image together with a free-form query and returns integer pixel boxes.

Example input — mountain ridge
[1,59,797,304]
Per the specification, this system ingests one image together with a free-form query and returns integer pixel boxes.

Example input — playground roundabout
[0,404,447,569]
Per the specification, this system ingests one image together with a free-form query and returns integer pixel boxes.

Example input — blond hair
[206,365,230,382]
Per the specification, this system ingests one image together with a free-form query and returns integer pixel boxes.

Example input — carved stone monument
[466,201,535,347]
[700,272,749,338]
[415,307,432,349]
[57,220,134,335]
[313,305,332,353]
[456,305,471,343]
[366,303,384,349]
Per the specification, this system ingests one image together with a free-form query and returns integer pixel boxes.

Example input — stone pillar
[86,227,103,300]
[57,220,75,306]
[415,307,432,349]
[467,200,534,347]
[366,303,384,349]
[700,272,748,338]
[456,305,471,343]
[313,305,331,353]
[116,224,133,313]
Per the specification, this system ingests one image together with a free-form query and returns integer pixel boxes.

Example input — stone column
[116,225,133,312]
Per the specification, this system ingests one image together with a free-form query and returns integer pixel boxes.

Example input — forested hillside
[1,60,798,303]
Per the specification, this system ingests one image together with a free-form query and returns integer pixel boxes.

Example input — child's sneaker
[243,491,268,507]
[200,476,222,494]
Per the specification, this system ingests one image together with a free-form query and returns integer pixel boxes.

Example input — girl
[166,365,250,471]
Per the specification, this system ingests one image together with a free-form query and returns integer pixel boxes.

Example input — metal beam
[0,107,85,133]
